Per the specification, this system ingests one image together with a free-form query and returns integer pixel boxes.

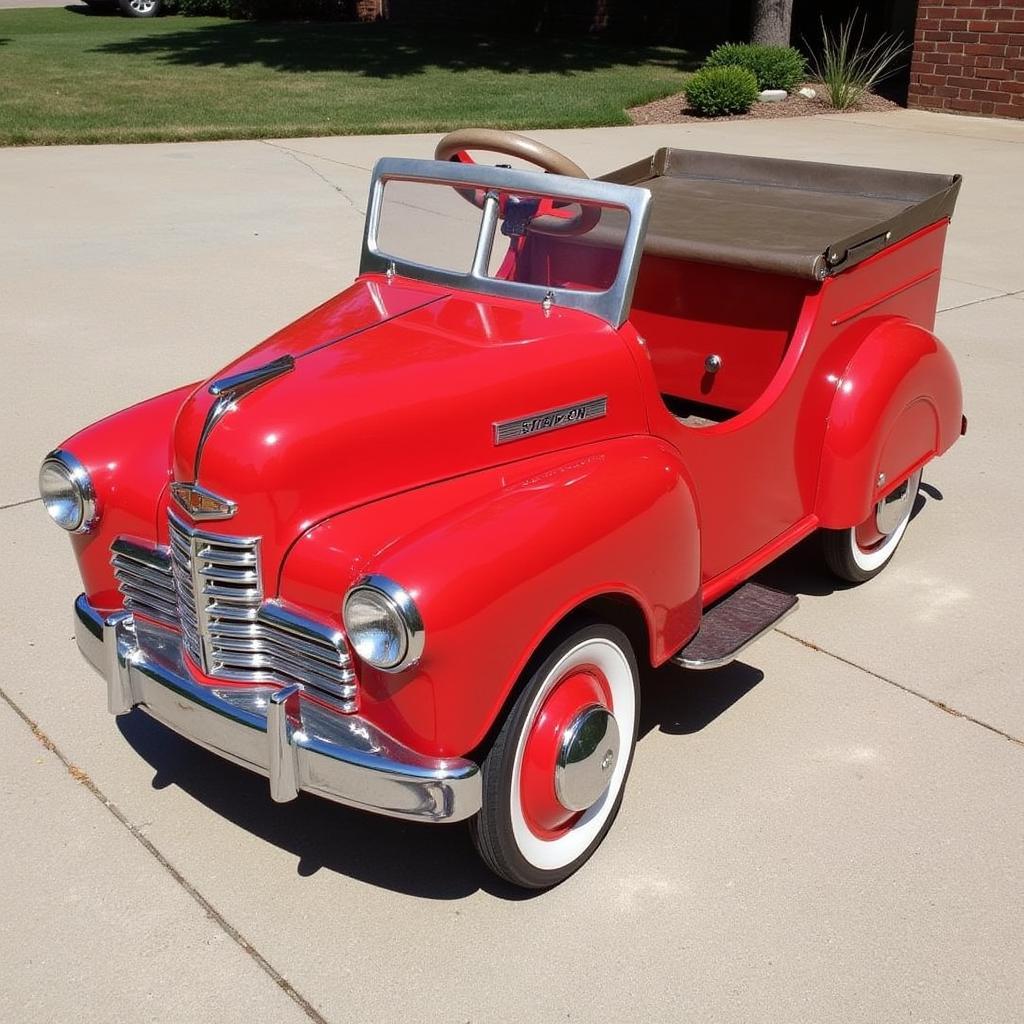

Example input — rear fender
[816,319,962,528]
[280,436,701,757]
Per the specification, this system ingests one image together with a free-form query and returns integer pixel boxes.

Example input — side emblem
[493,396,608,446]
[170,482,237,520]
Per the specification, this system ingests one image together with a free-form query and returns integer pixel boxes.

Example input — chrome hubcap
[554,704,619,812]
[875,469,921,536]
[130,0,156,10]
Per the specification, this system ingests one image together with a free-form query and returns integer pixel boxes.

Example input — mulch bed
[629,82,899,125]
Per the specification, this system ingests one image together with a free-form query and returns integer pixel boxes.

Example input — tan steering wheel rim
[434,128,590,179]
[434,128,599,235]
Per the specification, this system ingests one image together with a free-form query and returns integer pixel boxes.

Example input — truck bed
[599,148,961,281]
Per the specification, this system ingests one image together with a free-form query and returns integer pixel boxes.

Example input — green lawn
[0,9,695,146]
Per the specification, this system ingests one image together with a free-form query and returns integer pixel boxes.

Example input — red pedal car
[41,130,964,888]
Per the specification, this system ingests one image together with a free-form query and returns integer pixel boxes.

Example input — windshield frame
[359,157,652,328]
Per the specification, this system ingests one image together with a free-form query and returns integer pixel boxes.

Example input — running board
[672,582,798,671]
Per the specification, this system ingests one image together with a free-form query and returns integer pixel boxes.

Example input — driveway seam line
[261,139,373,174]
[818,113,1024,145]
[0,496,40,511]
[0,682,332,1024]
[260,140,366,215]
[775,628,1024,749]
[938,286,1024,313]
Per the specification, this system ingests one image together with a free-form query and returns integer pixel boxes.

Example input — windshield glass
[362,160,648,326]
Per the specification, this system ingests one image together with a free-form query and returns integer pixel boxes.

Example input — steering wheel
[434,128,601,236]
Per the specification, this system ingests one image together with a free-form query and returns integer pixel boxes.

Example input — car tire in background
[118,0,163,16]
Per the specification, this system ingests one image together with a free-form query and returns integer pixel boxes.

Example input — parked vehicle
[41,129,964,888]
[83,0,163,18]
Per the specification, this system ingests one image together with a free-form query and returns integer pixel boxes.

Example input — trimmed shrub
[704,42,807,92]
[684,65,759,117]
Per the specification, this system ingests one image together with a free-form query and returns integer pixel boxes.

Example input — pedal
[672,582,798,671]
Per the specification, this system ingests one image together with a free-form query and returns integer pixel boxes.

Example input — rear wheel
[822,469,922,583]
[471,622,639,889]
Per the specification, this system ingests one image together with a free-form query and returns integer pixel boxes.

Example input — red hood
[165,274,646,586]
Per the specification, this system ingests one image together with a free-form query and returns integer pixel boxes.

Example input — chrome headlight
[342,575,424,673]
[39,449,98,533]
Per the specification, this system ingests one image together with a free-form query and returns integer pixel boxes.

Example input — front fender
[56,384,197,612]
[816,319,963,529]
[280,436,701,758]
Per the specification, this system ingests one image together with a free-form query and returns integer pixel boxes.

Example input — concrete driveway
[1,111,1022,1023]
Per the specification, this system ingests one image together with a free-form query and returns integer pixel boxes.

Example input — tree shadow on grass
[91,20,697,78]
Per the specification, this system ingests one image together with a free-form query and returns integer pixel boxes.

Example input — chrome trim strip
[74,595,480,822]
[41,448,99,533]
[359,158,652,328]
[493,396,608,445]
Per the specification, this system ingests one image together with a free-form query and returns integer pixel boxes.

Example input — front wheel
[471,622,639,889]
[822,469,922,583]
[118,0,162,16]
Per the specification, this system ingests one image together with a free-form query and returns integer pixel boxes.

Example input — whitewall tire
[822,469,922,583]
[471,622,639,889]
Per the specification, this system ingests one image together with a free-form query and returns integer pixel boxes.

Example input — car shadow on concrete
[637,658,764,740]
[116,710,529,900]
[113,485,942,898]
[754,484,940,598]
[116,649,764,900]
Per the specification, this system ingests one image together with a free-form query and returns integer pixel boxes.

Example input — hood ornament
[170,482,237,520]
[193,354,295,476]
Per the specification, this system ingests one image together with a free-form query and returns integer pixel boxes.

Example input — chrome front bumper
[74,595,481,822]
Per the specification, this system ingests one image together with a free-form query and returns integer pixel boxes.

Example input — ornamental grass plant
[807,14,909,110]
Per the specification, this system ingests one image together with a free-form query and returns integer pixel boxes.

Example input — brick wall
[354,0,383,18]
[909,0,1024,118]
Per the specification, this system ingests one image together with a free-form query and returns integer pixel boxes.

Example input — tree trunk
[751,0,794,46]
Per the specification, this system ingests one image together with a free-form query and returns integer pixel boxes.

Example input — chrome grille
[168,512,261,671]
[111,515,357,711]
[111,538,177,624]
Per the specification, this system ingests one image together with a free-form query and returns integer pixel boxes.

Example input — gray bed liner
[598,148,961,280]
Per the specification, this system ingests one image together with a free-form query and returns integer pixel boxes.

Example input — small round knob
[704,354,722,374]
